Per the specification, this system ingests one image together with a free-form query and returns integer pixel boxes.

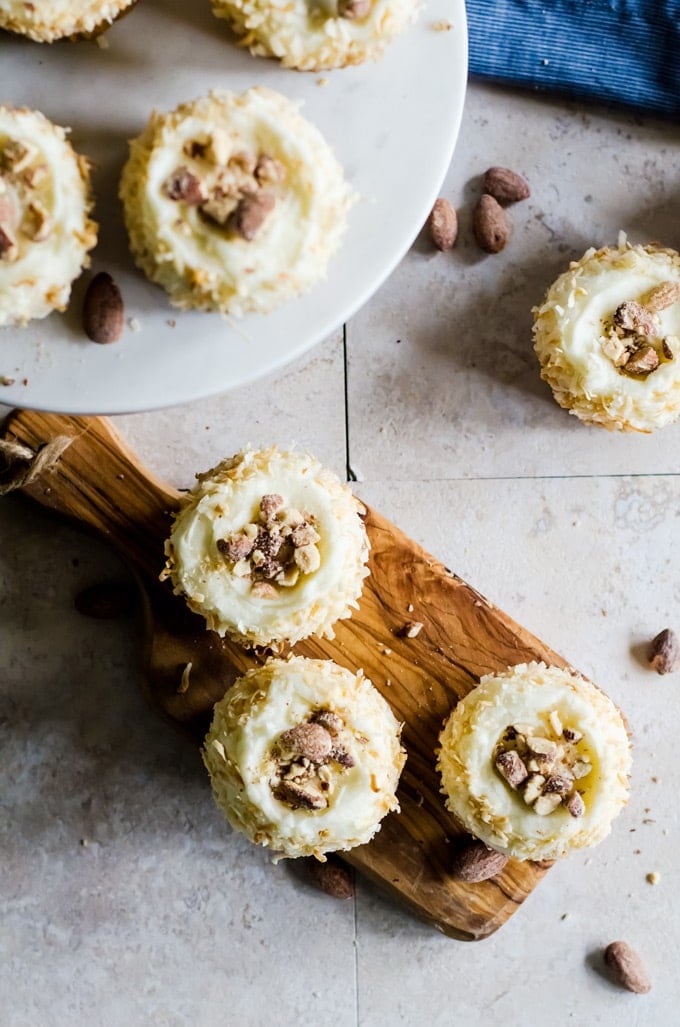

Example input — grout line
[350,471,680,484]
[342,325,357,482]
[353,889,360,1027]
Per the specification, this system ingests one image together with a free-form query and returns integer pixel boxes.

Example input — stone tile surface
[0,343,355,1027]
[353,476,676,1026]
[3,80,680,1027]
[346,84,680,480]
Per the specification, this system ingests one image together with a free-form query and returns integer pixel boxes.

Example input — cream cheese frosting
[202,656,406,860]
[0,0,138,41]
[533,243,680,432]
[163,447,370,648]
[119,88,354,317]
[0,105,97,328]
[211,0,420,71]
[437,662,631,861]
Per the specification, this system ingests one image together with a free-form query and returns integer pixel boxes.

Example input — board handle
[0,409,179,580]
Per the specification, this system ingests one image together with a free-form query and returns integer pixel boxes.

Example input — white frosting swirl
[533,243,680,432]
[203,656,405,860]
[119,88,354,317]
[211,0,420,70]
[437,662,631,861]
[0,106,97,328]
[164,447,370,648]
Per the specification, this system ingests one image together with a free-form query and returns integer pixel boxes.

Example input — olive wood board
[0,409,571,940]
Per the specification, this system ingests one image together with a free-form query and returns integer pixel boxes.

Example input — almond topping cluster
[163,129,285,241]
[493,711,591,818]
[601,280,680,377]
[217,493,321,598]
[269,710,357,811]
[0,137,52,262]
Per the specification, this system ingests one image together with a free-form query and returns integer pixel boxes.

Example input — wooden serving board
[0,409,569,940]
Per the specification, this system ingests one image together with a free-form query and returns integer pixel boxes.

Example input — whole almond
[647,627,680,674]
[83,272,124,344]
[306,855,355,899]
[473,194,511,254]
[604,940,652,994]
[450,838,508,882]
[427,197,458,251]
[482,166,530,205]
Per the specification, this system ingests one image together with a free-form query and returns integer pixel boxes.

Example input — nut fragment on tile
[647,628,680,674]
[603,940,652,994]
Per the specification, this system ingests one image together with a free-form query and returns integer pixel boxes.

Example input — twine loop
[0,434,73,495]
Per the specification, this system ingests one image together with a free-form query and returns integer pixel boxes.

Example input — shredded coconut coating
[0,105,97,327]
[119,88,354,317]
[203,656,405,860]
[533,243,680,432]
[163,446,370,648]
[0,0,138,41]
[436,662,631,861]
[211,0,419,71]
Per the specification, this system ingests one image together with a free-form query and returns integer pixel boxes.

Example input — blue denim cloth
[467,0,680,117]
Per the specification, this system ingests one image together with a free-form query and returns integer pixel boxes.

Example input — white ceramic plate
[0,0,467,414]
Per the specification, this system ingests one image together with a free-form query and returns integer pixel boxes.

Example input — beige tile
[113,332,347,487]
[0,331,346,490]
[0,496,356,1026]
[347,85,680,480]
[0,343,352,1025]
[352,474,676,1024]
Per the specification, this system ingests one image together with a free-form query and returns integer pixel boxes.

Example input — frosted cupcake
[0,0,138,41]
[533,242,680,432]
[203,656,406,860]
[437,662,631,862]
[0,105,97,327]
[163,447,370,649]
[211,0,419,71]
[119,88,354,317]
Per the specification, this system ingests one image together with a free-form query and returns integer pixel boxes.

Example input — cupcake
[533,242,680,432]
[202,656,406,860]
[210,0,420,71]
[437,662,631,861]
[119,87,354,317]
[163,447,370,649]
[0,105,97,328]
[0,0,138,41]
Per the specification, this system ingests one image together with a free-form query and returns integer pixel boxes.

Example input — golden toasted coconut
[120,87,354,317]
[163,447,370,649]
[437,662,631,861]
[0,0,139,42]
[211,0,420,71]
[533,242,680,432]
[203,656,406,860]
[0,105,97,327]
